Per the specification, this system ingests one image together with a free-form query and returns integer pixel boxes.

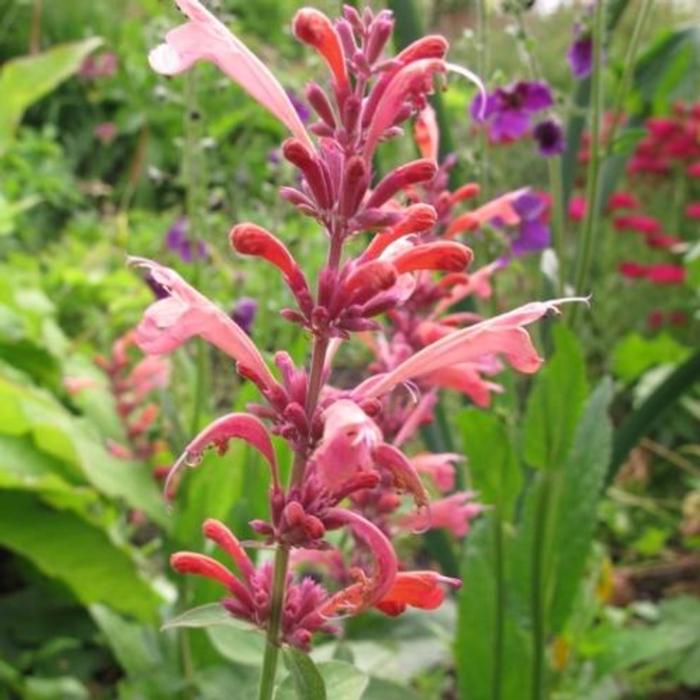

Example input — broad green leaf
[0,374,166,524]
[547,378,614,632]
[0,37,103,153]
[207,625,266,667]
[0,492,161,622]
[315,661,368,700]
[90,605,164,678]
[522,325,588,470]
[162,603,256,632]
[458,409,521,519]
[282,646,326,700]
[362,678,421,700]
[456,516,532,700]
[612,332,690,383]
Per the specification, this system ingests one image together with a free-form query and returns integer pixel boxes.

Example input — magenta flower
[470,81,554,142]
[533,118,565,157]
[165,217,207,263]
[231,297,258,335]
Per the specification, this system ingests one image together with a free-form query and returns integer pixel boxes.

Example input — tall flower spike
[130,258,278,393]
[149,0,312,149]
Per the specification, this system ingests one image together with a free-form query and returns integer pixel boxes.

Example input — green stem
[531,472,552,700]
[604,0,654,158]
[492,509,504,700]
[183,70,208,434]
[257,545,291,700]
[570,0,606,320]
[547,157,566,296]
[476,0,490,196]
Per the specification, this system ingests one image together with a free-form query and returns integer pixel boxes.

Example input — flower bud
[293,9,348,91]
[391,241,473,274]
[305,82,336,127]
[342,260,398,306]
[366,159,438,209]
[282,138,332,209]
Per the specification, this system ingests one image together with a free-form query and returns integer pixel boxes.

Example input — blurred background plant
[0,0,698,698]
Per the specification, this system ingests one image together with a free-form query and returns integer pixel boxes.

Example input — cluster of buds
[139,0,578,652]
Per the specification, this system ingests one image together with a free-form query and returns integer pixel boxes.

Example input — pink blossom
[130,258,277,393]
[414,105,440,162]
[149,0,312,148]
[399,491,483,537]
[410,452,461,492]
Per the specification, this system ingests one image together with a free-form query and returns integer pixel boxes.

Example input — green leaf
[609,127,647,155]
[456,516,532,700]
[547,378,614,632]
[611,351,700,479]
[522,325,588,470]
[0,37,103,154]
[612,332,690,383]
[90,605,164,679]
[162,603,256,632]
[0,492,161,622]
[316,662,368,700]
[362,678,420,700]
[458,409,521,519]
[207,625,266,667]
[282,647,326,700]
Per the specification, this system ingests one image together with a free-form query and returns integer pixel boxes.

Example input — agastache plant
[138,2,581,696]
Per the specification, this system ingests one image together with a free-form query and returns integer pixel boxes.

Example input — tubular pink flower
[167,413,280,495]
[363,204,438,261]
[293,8,348,92]
[374,571,461,616]
[364,58,446,159]
[320,508,398,613]
[414,105,440,162]
[312,400,381,494]
[398,492,483,537]
[353,299,585,400]
[130,258,277,392]
[434,261,502,315]
[373,443,430,511]
[390,241,473,274]
[203,518,256,582]
[424,364,503,408]
[148,0,312,149]
[444,188,527,239]
[410,452,462,492]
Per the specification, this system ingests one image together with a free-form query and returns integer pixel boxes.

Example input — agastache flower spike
[149,0,312,149]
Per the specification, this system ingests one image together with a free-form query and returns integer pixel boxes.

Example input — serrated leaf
[547,378,614,632]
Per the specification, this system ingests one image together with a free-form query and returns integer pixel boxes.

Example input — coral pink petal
[149,0,312,149]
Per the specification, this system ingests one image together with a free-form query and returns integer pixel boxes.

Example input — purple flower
[231,297,258,335]
[567,28,593,79]
[470,81,554,142]
[510,192,551,256]
[533,119,565,157]
[286,89,311,123]
[165,218,207,263]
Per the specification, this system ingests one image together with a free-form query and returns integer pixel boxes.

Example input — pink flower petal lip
[149,0,312,149]
[353,298,587,400]
[130,258,277,392]
[165,412,280,498]
[373,443,430,512]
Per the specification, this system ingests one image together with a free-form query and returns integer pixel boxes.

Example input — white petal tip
[149,44,184,75]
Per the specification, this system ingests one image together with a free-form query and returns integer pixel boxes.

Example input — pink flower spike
[149,0,312,149]
[130,258,277,393]
[293,9,348,93]
[354,298,586,400]
[410,452,461,492]
[203,518,255,582]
